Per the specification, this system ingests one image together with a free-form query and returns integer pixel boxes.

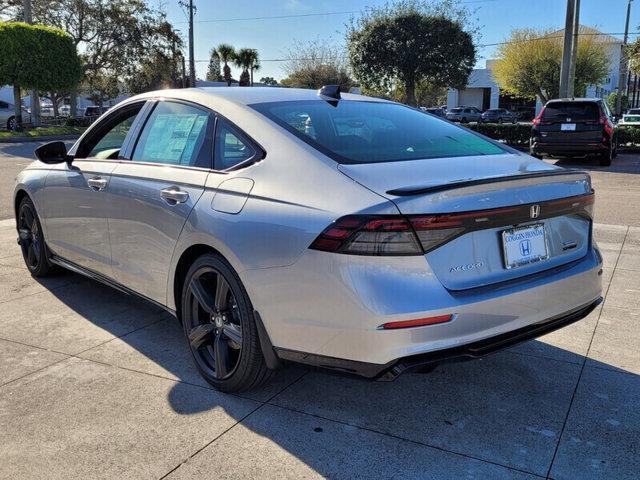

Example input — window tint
[133,101,211,168]
[215,120,257,170]
[0,101,8,109]
[252,100,504,164]
[87,109,139,159]
[542,102,599,121]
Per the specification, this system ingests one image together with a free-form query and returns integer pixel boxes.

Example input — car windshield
[449,108,462,113]
[251,100,505,164]
[542,102,599,121]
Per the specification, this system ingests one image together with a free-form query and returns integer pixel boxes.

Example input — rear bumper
[244,245,603,366]
[531,140,606,156]
[275,296,602,380]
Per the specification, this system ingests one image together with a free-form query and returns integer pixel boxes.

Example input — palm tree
[245,49,260,86]
[216,43,236,86]
[234,48,255,87]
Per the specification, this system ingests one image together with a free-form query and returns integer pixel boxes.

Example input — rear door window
[542,102,599,122]
[132,101,212,168]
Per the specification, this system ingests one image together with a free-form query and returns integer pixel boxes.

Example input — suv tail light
[532,107,546,126]
[598,109,614,137]
[309,193,594,256]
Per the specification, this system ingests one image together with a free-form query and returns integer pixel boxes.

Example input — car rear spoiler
[386,170,590,196]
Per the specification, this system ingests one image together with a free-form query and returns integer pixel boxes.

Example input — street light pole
[559,0,576,98]
[567,0,580,98]
[616,0,633,116]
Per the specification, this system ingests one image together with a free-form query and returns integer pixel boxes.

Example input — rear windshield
[542,102,600,121]
[250,100,504,164]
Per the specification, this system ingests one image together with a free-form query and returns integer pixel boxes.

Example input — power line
[193,31,640,63]
[174,1,498,24]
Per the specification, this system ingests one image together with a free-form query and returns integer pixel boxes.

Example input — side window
[78,103,144,159]
[0,101,8,109]
[215,119,257,170]
[132,101,212,168]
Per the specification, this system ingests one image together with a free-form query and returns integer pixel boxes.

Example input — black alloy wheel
[181,254,273,392]
[17,197,52,277]
[7,116,16,131]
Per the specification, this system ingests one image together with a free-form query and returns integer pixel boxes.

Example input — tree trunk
[537,89,548,105]
[250,68,254,86]
[30,91,41,127]
[70,89,78,119]
[51,93,59,118]
[405,78,417,106]
[12,85,23,131]
[223,63,231,86]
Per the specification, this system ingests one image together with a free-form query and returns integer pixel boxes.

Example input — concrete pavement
[0,217,638,479]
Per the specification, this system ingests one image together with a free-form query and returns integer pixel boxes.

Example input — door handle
[160,187,189,204]
[87,176,108,191]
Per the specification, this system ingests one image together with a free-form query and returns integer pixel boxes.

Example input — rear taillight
[309,193,595,256]
[532,107,546,126]
[309,216,422,255]
[599,110,614,137]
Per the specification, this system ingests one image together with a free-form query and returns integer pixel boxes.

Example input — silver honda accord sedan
[13,86,603,392]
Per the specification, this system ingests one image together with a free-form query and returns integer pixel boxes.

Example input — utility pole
[178,0,196,87]
[616,0,633,116]
[567,0,580,97]
[23,0,41,127]
[559,0,576,98]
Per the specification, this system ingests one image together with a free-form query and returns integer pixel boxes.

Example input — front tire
[181,253,273,392]
[17,197,53,277]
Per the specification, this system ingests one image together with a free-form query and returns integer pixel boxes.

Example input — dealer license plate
[502,224,548,269]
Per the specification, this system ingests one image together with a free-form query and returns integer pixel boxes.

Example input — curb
[0,134,81,144]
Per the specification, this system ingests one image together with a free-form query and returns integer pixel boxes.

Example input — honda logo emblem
[530,205,541,219]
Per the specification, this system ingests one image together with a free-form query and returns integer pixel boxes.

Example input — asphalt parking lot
[0,142,638,479]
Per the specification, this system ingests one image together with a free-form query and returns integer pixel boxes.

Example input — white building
[447,27,624,112]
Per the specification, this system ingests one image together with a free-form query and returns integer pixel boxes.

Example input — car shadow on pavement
[550,153,640,174]
[26,268,639,479]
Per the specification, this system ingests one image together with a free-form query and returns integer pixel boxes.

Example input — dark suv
[530,98,617,166]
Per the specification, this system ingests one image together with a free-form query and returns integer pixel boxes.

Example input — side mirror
[34,141,71,164]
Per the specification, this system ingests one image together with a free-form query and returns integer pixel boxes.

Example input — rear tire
[181,253,274,392]
[17,197,54,277]
[598,145,613,167]
[7,116,16,131]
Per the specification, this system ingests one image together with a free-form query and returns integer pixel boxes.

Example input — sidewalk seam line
[544,225,629,479]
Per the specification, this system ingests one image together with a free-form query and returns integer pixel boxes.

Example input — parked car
[619,107,640,125]
[423,107,446,117]
[446,106,482,123]
[530,98,617,166]
[15,86,602,392]
[83,105,110,117]
[480,108,517,124]
[0,100,30,130]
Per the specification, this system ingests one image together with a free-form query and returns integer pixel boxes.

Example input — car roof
[546,98,601,103]
[129,87,389,107]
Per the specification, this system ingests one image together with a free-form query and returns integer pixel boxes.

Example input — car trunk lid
[338,154,593,290]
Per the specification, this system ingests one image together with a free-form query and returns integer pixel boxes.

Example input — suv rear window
[542,102,600,122]
[251,100,504,164]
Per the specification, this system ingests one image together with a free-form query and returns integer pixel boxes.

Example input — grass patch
[0,125,86,140]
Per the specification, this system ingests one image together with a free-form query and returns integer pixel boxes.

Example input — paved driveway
[0,148,639,479]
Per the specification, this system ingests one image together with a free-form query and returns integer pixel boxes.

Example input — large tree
[348,0,476,106]
[492,27,610,103]
[281,38,353,90]
[0,22,82,129]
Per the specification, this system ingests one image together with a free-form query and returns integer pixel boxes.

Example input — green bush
[617,124,640,149]
[65,117,92,127]
[465,122,532,147]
